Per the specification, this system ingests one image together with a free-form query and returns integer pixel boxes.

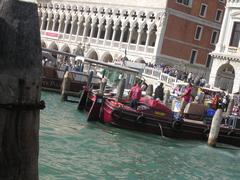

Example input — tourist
[178,83,192,116]
[129,82,142,109]
[154,82,164,101]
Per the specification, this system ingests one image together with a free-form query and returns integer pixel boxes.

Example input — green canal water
[40,92,240,179]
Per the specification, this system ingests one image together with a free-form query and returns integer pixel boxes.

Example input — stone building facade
[209,0,240,93]
[38,0,225,76]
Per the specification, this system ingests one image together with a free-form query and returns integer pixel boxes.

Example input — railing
[56,69,101,84]
[146,47,154,53]
[105,40,111,46]
[138,45,145,52]
[143,67,180,86]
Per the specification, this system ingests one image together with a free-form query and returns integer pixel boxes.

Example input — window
[199,3,207,17]
[215,9,223,22]
[176,0,192,6]
[194,25,203,41]
[206,55,212,68]
[210,30,219,45]
[230,22,240,47]
[190,49,198,64]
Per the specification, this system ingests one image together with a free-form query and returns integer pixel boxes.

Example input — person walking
[129,82,142,109]
[178,83,192,117]
[154,83,164,101]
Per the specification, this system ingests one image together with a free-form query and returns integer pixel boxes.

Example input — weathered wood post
[116,78,126,102]
[0,0,43,179]
[87,70,94,88]
[61,71,72,101]
[226,98,234,117]
[146,84,153,96]
[208,109,223,147]
[99,77,107,95]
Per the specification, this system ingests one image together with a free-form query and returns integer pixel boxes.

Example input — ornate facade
[38,0,225,76]
[209,0,240,93]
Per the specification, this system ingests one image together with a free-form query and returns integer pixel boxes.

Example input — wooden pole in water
[87,70,94,88]
[61,72,72,101]
[146,84,153,96]
[208,109,223,147]
[0,1,42,179]
[163,90,170,105]
[99,77,107,95]
[226,98,234,117]
[116,78,126,102]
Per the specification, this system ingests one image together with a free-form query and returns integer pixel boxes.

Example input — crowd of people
[146,62,207,87]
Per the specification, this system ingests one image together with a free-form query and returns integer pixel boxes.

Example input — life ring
[172,120,182,129]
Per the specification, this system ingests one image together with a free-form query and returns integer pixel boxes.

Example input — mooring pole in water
[208,109,223,147]
[226,98,234,117]
[163,90,170,105]
[87,93,104,121]
[61,72,72,101]
[146,84,153,96]
[116,78,126,102]
[87,70,94,88]
[99,77,107,95]
[0,1,42,179]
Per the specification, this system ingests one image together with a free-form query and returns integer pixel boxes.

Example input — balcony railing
[143,67,180,86]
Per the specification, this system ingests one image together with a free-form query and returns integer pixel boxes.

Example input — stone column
[82,23,87,38]
[111,26,116,46]
[215,6,230,52]
[153,12,168,56]
[119,27,125,47]
[40,17,45,30]
[52,18,57,31]
[232,68,240,93]
[75,22,81,42]
[103,24,109,45]
[96,24,102,43]
[208,58,220,88]
[46,17,50,30]
[69,20,74,40]
[144,30,150,52]
[57,18,63,32]
[127,28,133,47]
[136,29,142,51]
[89,24,94,41]
[63,20,68,35]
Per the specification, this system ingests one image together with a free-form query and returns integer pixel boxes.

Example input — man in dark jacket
[154,83,164,101]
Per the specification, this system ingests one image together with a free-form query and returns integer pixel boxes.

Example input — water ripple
[40,92,240,179]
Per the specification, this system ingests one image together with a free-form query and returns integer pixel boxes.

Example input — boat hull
[101,98,240,147]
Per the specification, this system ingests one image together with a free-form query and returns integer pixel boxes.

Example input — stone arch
[60,44,71,53]
[41,40,47,48]
[48,42,58,58]
[135,57,146,64]
[101,52,113,62]
[86,49,98,60]
[48,41,58,50]
[215,63,235,92]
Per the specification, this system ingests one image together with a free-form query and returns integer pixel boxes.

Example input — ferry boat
[86,94,240,147]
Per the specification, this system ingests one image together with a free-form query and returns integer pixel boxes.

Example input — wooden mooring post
[0,1,43,179]
[208,109,223,147]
